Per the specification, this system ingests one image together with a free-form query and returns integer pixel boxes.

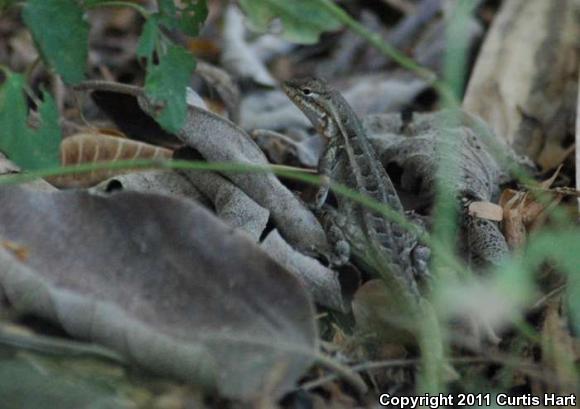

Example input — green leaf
[0,0,17,11]
[238,0,341,44]
[143,45,196,133]
[158,0,208,36]
[136,17,160,59]
[34,91,61,169]
[23,0,89,84]
[157,0,178,29]
[0,75,28,164]
[0,74,61,170]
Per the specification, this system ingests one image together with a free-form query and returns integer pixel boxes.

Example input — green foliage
[0,354,126,409]
[238,0,342,44]
[0,74,61,170]
[158,0,208,36]
[0,0,17,11]
[22,0,89,85]
[0,0,209,168]
[143,45,196,133]
[136,1,208,132]
[136,17,160,59]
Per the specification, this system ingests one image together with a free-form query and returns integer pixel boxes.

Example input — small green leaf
[34,91,61,169]
[158,0,208,36]
[0,74,28,164]
[144,45,196,133]
[23,0,89,84]
[0,74,61,170]
[238,0,341,44]
[178,0,208,36]
[137,17,160,59]
[157,0,178,29]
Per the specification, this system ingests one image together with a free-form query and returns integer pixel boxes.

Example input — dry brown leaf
[46,132,172,188]
[463,0,579,164]
[1,240,28,262]
[499,189,527,249]
[468,201,503,221]
[500,183,565,248]
[540,165,563,189]
[500,166,568,247]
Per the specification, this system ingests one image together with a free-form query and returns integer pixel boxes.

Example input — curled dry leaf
[499,189,528,249]
[499,168,566,248]
[46,132,172,188]
[134,89,328,253]
[500,189,565,246]
[177,169,270,242]
[261,229,344,311]
[0,186,318,399]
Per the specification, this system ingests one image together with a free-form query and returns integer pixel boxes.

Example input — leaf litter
[0,0,579,407]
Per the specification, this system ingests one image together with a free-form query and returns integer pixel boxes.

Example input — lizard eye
[302,88,312,96]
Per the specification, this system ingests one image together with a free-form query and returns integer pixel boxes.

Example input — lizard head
[282,77,333,133]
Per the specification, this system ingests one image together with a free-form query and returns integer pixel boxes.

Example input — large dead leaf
[463,0,579,165]
[135,90,328,253]
[0,186,317,399]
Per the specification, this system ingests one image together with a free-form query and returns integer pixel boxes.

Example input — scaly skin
[283,77,429,304]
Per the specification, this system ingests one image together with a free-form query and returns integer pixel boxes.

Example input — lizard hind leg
[411,244,431,281]
[316,205,351,266]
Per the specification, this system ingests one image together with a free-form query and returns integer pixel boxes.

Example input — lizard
[282,77,430,309]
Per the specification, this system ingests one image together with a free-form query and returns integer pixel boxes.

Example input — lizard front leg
[312,150,352,266]
[312,139,340,209]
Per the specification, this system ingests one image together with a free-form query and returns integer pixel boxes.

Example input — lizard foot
[316,205,351,266]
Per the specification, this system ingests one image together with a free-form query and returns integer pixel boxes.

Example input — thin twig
[300,353,579,392]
